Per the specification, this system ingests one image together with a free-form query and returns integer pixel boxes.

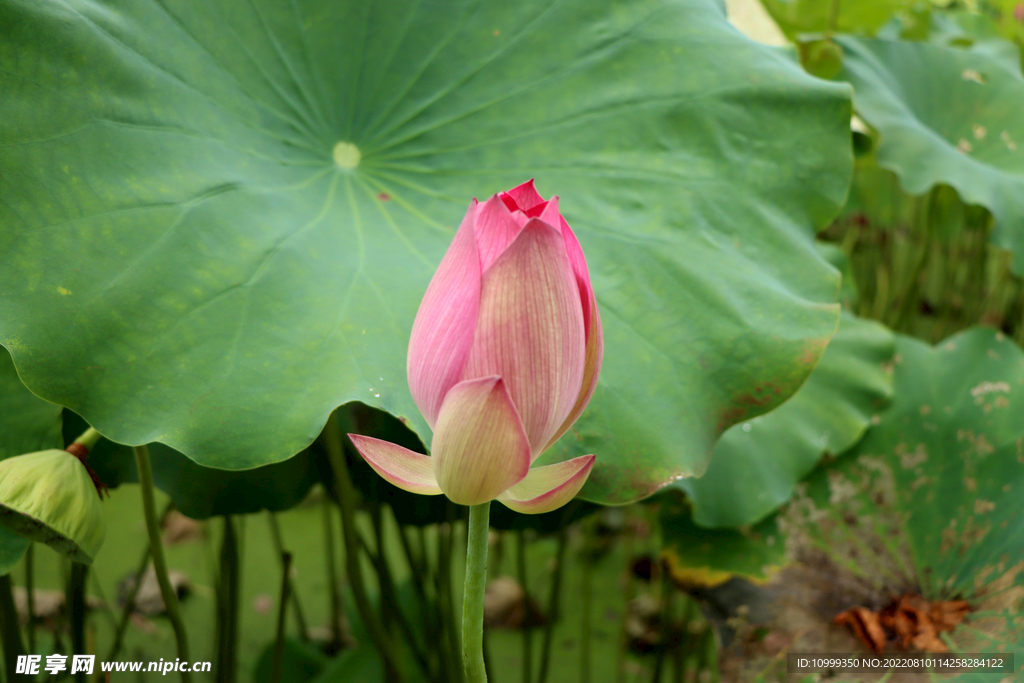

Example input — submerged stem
[516,531,532,683]
[133,444,192,683]
[25,543,35,654]
[270,552,292,683]
[462,502,491,683]
[322,410,402,682]
[0,573,25,682]
[68,562,88,683]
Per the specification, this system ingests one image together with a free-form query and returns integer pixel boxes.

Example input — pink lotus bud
[350,181,602,513]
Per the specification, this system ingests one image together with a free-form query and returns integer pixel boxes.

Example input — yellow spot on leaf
[961,68,985,83]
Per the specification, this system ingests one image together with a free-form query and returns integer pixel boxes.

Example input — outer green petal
[432,377,531,506]
[497,454,595,515]
[0,449,106,564]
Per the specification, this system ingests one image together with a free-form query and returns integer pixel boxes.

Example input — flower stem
[72,427,102,450]
[68,562,88,683]
[462,502,490,683]
[133,444,192,683]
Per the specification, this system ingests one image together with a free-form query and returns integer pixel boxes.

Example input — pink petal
[462,219,586,457]
[542,217,604,452]
[496,455,596,514]
[543,294,603,452]
[560,216,598,336]
[431,376,532,506]
[509,209,530,228]
[499,179,546,213]
[474,195,525,273]
[348,434,443,495]
[407,203,481,427]
[536,195,563,230]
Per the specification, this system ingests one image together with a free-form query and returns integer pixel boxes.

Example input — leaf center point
[332,142,361,169]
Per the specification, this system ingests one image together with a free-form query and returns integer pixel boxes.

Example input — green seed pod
[0,449,106,564]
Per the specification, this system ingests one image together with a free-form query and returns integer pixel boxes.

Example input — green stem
[891,191,933,331]
[73,427,102,450]
[398,525,430,611]
[320,496,343,649]
[0,573,25,683]
[25,542,35,654]
[321,411,402,682]
[68,562,88,683]
[826,0,841,38]
[107,503,173,662]
[536,502,575,683]
[649,570,674,683]
[215,515,240,683]
[516,531,532,683]
[133,444,192,683]
[267,512,309,642]
[425,524,454,683]
[270,552,292,683]
[369,503,393,632]
[581,561,593,683]
[362,509,434,681]
[399,525,446,683]
[462,502,490,683]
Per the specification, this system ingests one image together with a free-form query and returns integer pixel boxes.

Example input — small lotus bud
[350,181,602,513]
[0,449,107,563]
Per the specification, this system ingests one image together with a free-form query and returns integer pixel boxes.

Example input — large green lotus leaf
[0,526,29,576]
[61,411,321,519]
[816,242,860,309]
[675,310,895,527]
[0,346,62,571]
[0,0,851,503]
[660,490,785,588]
[877,5,1022,69]
[836,36,1024,274]
[788,328,1024,675]
[0,347,62,461]
[761,0,909,39]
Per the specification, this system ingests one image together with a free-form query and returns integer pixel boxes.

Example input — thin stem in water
[68,562,88,683]
[0,572,25,682]
[321,496,343,649]
[267,512,309,641]
[108,501,174,662]
[321,410,402,682]
[133,444,192,683]
[215,515,240,683]
[516,531,532,683]
[25,542,35,654]
[536,501,577,683]
[270,552,292,683]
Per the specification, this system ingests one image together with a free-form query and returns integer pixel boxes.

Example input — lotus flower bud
[0,449,107,563]
[350,181,603,514]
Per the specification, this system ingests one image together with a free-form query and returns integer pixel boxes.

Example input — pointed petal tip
[347,434,443,496]
[497,454,596,514]
[501,179,546,212]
